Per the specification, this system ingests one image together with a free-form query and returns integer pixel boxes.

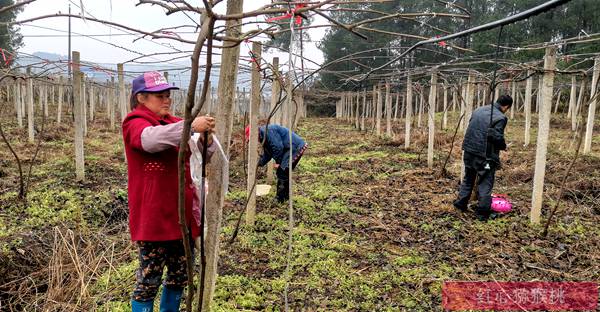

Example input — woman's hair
[130,92,148,110]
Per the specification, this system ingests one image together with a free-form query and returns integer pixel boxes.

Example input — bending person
[246,124,308,203]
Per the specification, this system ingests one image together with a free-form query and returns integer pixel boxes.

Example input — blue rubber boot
[159,286,183,312]
[131,299,154,312]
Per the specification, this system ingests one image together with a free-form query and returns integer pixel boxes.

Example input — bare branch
[0,0,35,15]
[312,9,368,40]
[137,0,203,14]
[216,0,337,20]
[9,14,197,44]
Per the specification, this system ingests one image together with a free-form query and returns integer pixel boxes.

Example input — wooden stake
[393,92,399,121]
[26,67,34,143]
[82,78,87,136]
[361,89,366,131]
[246,42,261,226]
[109,77,116,129]
[89,83,95,122]
[531,47,557,224]
[573,77,586,132]
[385,82,392,136]
[355,91,360,129]
[464,72,475,132]
[417,87,424,128]
[376,84,382,135]
[15,81,22,128]
[117,64,126,121]
[442,83,448,130]
[428,70,437,168]
[524,70,533,146]
[405,75,412,149]
[567,75,576,119]
[583,57,600,154]
[42,83,48,118]
[73,51,85,181]
[459,82,466,130]
[553,88,562,114]
[510,80,516,119]
[57,77,63,124]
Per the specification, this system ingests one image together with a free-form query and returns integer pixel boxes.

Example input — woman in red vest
[122,71,215,312]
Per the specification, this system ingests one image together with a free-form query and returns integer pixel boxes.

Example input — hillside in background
[14,51,238,89]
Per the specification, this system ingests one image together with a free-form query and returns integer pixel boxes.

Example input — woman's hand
[192,115,215,133]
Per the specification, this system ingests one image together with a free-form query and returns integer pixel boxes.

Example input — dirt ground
[1,108,599,311]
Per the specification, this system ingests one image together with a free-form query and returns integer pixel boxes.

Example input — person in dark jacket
[453,95,512,221]
[123,71,216,312]
[246,124,308,202]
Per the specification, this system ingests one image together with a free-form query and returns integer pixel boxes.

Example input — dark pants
[455,166,496,216]
[131,240,192,301]
[276,155,303,202]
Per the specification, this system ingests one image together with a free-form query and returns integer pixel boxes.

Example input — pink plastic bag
[491,194,512,213]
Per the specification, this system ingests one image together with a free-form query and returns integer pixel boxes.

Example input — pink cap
[132,71,179,95]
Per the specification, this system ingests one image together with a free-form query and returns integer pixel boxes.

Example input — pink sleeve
[140,120,184,153]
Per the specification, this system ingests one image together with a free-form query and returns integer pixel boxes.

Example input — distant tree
[317,0,600,89]
[0,0,24,67]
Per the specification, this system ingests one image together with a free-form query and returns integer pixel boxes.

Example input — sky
[16,0,330,87]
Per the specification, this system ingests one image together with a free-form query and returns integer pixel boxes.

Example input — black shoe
[475,213,490,221]
[453,201,468,212]
[475,211,499,221]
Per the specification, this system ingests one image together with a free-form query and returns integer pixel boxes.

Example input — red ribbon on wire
[248,51,261,72]
[435,35,447,47]
[0,48,12,66]
[266,3,306,26]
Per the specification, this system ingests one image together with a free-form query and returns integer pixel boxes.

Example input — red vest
[122,106,200,241]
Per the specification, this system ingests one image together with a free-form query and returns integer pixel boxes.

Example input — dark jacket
[462,103,508,168]
[258,124,306,170]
